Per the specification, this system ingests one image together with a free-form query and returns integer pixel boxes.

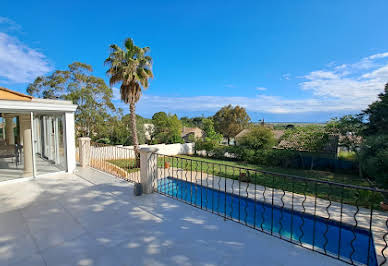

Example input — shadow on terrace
[0,167,347,266]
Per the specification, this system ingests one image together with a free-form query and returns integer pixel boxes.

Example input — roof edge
[0,87,33,100]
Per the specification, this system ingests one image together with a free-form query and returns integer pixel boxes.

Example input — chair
[0,141,21,166]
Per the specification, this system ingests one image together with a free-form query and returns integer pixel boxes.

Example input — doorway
[33,114,67,175]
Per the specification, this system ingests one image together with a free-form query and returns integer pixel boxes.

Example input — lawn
[157,155,383,209]
[107,158,139,173]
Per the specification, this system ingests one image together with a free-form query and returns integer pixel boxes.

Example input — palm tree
[105,38,153,154]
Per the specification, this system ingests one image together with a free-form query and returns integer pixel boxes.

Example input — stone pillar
[140,147,158,194]
[4,114,15,145]
[19,114,31,145]
[23,128,33,176]
[19,114,33,176]
[78,137,91,168]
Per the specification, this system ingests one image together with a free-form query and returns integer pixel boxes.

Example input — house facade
[0,87,77,182]
[181,126,204,142]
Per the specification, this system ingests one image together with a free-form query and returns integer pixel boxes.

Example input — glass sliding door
[33,113,67,175]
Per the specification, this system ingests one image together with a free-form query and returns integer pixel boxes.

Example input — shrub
[359,134,388,189]
[251,149,298,167]
[226,145,298,168]
[238,126,276,150]
[338,151,358,161]
[95,138,110,144]
[195,139,217,156]
[212,145,227,159]
[226,145,254,161]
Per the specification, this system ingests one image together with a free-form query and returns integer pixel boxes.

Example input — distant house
[181,127,204,142]
[234,129,250,145]
[273,130,285,140]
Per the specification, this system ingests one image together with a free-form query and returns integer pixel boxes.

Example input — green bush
[338,151,358,161]
[251,149,298,167]
[213,145,227,159]
[95,138,110,144]
[238,126,276,150]
[226,145,298,168]
[195,139,227,159]
[225,145,253,161]
[360,134,388,189]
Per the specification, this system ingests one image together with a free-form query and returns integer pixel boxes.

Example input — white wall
[85,143,195,160]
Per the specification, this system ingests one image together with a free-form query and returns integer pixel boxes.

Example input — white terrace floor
[0,167,347,266]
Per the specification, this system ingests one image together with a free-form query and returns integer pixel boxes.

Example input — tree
[201,118,223,143]
[152,112,183,144]
[194,118,224,157]
[213,105,250,144]
[358,83,388,194]
[94,109,147,145]
[362,83,388,136]
[325,115,364,153]
[192,117,205,128]
[238,125,276,150]
[280,126,330,169]
[360,135,388,186]
[27,62,115,137]
[180,117,195,127]
[105,38,153,153]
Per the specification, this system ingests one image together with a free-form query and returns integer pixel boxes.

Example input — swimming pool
[156,177,377,266]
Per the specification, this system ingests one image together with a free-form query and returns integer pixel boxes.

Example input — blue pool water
[157,177,377,266]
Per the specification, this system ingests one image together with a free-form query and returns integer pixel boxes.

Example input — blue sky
[1,0,388,122]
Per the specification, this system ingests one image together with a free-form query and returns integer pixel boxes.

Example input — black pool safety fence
[149,153,388,266]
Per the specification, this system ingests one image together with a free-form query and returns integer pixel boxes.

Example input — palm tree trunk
[129,102,139,167]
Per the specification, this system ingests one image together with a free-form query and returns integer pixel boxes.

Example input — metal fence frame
[151,153,388,266]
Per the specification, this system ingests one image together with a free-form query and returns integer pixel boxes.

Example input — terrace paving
[0,167,347,266]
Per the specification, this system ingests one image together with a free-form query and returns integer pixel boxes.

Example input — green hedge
[227,146,298,167]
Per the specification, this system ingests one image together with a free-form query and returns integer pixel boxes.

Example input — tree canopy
[325,115,364,152]
[238,125,276,150]
[362,83,388,136]
[280,126,329,154]
[213,105,250,144]
[201,118,221,141]
[358,83,388,190]
[151,112,183,144]
[27,62,115,137]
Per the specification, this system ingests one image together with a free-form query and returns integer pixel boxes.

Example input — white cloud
[304,70,339,80]
[134,94,361,116]
[131,52,388,117]
[0,17,21,32]
[282,73,291,80]
[0,32,52,83]
[368,52,388,60]
[300,52,388,108]
[361,65,388,80]
[256,87,267,91]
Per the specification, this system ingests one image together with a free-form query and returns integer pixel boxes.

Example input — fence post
[78,137,91,168]
[140,147,158,194]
